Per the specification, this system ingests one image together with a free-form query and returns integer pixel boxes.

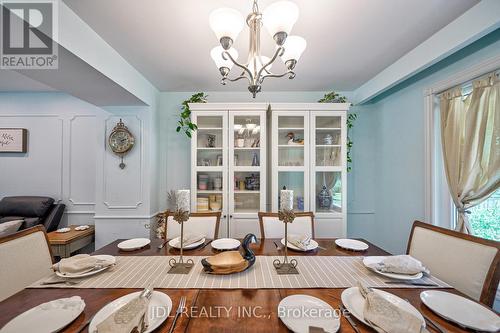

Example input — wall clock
[108,119,135,169]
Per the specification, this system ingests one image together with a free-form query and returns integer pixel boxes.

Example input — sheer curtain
[440,71,500,233]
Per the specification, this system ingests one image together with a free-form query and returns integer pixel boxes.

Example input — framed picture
[0,128,27,153]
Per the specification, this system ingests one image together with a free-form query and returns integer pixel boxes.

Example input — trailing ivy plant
[176,92,208,138]
[318,91,356,172]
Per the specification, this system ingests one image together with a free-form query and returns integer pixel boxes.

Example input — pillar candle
[280,190,294,211]
[176,190,190,213]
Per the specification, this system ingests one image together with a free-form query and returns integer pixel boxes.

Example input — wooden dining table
[0,238,474,332]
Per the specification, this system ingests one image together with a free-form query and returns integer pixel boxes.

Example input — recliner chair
[0,196,65,232]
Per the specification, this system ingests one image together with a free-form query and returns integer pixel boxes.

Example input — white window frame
[423,54,500,228]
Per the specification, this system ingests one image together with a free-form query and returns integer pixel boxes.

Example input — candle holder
[167,209,194,274]
[273,209,299,275]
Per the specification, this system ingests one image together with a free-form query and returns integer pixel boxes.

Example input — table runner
[31,256,449,289]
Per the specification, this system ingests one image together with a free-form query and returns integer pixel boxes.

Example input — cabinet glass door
[193,114,226,213]
[273,112,309,212]
[230,114,265,215]
[278,172,305,211]
[315,116,341,167]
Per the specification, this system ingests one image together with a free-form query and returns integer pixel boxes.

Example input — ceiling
[0,71,56,92]
[63,0,479,92]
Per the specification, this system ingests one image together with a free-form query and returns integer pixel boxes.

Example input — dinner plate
[55,255,116,278]
[89,291,172,333]
[420,290,500,332]
[117,238,151,251]
[363,256,423,280]
[335,239,369,251]
[341,287,425,328]
[169,237,206,250]
[281,238,318,252]
[1,296,85,333]
[278,294,340,333]
[211,238,241,251]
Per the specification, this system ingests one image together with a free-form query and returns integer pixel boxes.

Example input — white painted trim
[93,215,157,219]
[355,0,500,104]
[189,103,351,111]
[423,55,500,225]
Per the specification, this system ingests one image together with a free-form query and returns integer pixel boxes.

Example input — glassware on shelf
[206,134,216,147]
[252,152,259,166]
[198,175,209,190]
[214,177,222,190]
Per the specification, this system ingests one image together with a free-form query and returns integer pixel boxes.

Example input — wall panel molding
[102,115,143,209]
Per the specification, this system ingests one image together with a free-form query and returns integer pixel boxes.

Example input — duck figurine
[201,234,258,275]
[286,132,304,145]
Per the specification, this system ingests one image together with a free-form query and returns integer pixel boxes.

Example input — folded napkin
[52,254,114,276]
[370,255,429,275]
[288,234,311,250]
[358,282,428,333]
[97,289,152,333]
[174,233,204,247]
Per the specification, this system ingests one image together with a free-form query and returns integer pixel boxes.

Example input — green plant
[176,92,208,138]
[318,91,347,103]
[318,91,356,172]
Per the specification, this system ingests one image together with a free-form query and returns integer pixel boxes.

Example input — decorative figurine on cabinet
[286,132,304,145]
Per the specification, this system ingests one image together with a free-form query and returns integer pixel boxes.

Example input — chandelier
[209,0,306,98]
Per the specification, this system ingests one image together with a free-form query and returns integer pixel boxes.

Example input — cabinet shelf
[233,147,260,150]
[197,147,222,150]
[234,190,260,194]
[316,128,341,131]
[278,144,304,148]
[278,127,304,131]
[316,144,341,147]
[197,190,223,194]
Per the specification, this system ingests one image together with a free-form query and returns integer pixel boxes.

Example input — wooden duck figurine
[201,234,258,274]
[286,132,304,145]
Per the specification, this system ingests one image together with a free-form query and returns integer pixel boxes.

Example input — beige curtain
[440,71,500,233]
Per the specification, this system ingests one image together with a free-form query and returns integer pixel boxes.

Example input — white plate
[278,295,340,333]
[363,256,423,280]
[1,296,85,333]
[169,237,206,250]
[89,291,172,333]
[341,287,425,328]
[55,255,116,279]
[211,238,241,251]
[117,238,151,251]
[335,239,369,251]
[281,238,318,252]
[420,290,500,332]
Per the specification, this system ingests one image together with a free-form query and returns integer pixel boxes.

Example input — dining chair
[407,221,500,307]
[0,225,54,301]
[164,211,221,240]
[258,212,315,239]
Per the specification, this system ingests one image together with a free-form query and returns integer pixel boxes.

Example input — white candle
[176,190,190,213]
[280,190,294,211]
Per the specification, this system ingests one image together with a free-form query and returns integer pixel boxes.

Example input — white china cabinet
[189,103,348,238]
[189,103,267,237]
[269,103,348,237]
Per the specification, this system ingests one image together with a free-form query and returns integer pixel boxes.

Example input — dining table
[0,238,478,332]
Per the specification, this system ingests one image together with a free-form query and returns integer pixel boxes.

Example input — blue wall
[347,29,500,254]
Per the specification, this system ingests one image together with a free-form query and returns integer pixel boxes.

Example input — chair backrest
[258,212,315,239]
[0,225,54,301]
[407,221,500,307]
[165,211,221,240]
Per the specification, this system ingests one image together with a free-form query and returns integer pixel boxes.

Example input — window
[468,189,500,241]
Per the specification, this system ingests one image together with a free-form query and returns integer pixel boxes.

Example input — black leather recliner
[0,196,65,232]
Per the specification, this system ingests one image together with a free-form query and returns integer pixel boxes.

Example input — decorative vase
[251,152,259,166]
[318,185,332,209]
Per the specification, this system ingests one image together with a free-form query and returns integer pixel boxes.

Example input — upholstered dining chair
[0,225,54,301]
[164,211,222,240]
[258,212,315,239]
[407,221,500,307]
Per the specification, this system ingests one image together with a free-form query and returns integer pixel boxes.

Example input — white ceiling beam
[353,0,500,104]
[55,2,158,106]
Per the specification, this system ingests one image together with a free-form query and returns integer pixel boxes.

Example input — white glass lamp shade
[210,46,238,69]
[248,56,272,74]
[281,35,306,62]
[263,1,299,36]
[209,8,244,41]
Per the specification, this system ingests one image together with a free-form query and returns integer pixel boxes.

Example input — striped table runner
[31,256,449,289]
